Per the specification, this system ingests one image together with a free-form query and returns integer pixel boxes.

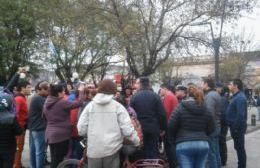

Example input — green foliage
[34,0,117,82]
[0,0,38,85]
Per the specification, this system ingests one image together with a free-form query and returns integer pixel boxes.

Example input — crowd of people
[0,68,251,168]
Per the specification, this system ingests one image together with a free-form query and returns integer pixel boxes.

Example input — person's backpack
[127,106,143,146]
[0,89,16,115]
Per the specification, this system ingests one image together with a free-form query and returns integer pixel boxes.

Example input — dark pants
[219,121,228,166]
[143,133,159,159]
[70,138,84,159]
[230,130,246,168]
[0,149,16,168]
[164,135,177,168]
[49,140,69,168]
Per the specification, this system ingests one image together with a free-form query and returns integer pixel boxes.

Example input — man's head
[36,81,49,97]
[202,78,215,91]
[175,85,187,99]
[215,82,223,94]
[135,76,150,91]
[16,81,31,96]
[228,79,243,93]
[160,84,169,97]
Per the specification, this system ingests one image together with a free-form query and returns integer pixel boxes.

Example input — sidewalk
[226,128,260,168]
[225,106,260,168]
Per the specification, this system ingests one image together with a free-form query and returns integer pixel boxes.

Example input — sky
[227,0,260,49]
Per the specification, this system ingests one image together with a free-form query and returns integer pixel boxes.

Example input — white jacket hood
[93,93,114,105]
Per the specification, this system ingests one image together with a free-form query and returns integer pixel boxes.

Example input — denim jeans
[29,130,45,168]
[176,141,209,168]
[208,127,221,168]
[230,129,246,168]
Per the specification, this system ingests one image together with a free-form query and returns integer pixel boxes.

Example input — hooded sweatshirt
[168,98,215,144]
[43,96,81,144]
[77,93,140,158]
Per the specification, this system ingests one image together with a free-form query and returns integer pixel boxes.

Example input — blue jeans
[29,130,45,168]
[208,127,221,168]
[176,141,209,168]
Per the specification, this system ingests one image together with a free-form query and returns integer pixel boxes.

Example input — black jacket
[130,89,167,135]
[168,98,215,144]
[28,94,47,131]
[0,111,22,152]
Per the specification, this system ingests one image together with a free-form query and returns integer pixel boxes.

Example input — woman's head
[188,86,204,105]
[97,79,117,95]
[49,84,65,98]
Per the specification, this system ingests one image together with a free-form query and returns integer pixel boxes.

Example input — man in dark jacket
[0,93,23,168]
[130,77,167,159]
[226,79,247,168]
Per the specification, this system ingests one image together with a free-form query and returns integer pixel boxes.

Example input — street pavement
[225,129,260,168]
[21,107,260,167]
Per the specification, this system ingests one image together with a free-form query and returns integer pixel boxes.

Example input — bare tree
[95,0,256,77]
[36,0,118,82]
[220,33,259,82]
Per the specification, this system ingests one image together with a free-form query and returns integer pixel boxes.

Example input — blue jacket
[226,91,247,131]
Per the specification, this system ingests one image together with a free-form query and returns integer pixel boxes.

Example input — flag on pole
[49,39,58,56]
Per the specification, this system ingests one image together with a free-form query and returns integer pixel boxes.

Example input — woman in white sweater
[77,79,140,168]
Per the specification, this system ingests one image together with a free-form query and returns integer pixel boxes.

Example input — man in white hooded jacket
[77,79,140,168]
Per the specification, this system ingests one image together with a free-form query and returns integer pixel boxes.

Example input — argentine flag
[49,39,57,56]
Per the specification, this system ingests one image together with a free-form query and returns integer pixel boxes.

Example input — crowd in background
[0,67,258,168]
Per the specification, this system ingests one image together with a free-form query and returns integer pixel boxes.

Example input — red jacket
[70,106,80,138]
[163,91,178,121]
[15,94,28,129]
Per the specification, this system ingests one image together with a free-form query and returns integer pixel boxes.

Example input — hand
[18,66,29,74]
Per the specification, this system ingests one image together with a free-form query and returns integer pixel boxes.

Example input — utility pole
[190,0,227,82]
[214,0,227,82]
